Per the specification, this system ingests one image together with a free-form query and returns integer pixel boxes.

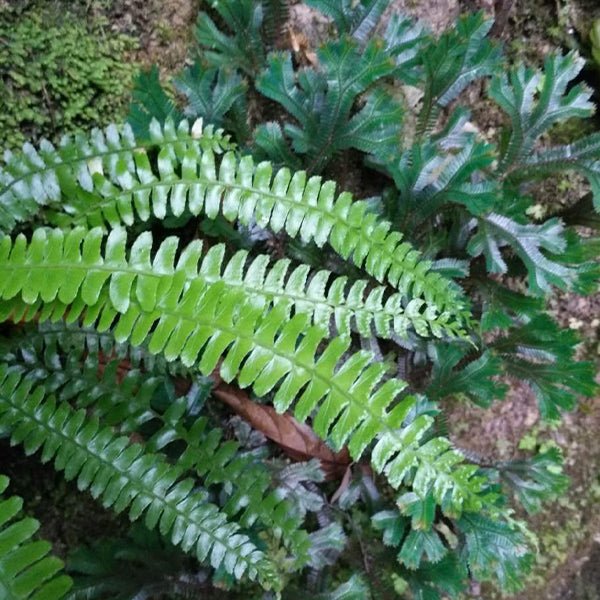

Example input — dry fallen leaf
[213,382,351,480]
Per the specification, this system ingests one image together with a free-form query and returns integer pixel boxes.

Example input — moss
[0,3,138,151]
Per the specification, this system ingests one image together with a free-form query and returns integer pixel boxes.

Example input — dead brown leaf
[213,382,351,480]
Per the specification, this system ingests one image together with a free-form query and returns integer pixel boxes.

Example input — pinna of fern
[0,475,73,600]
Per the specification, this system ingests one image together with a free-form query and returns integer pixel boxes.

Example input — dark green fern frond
[304,0,389,43]
[490,51,595,170]
[511,133,600,210]
[467,214,578,294]
[0,366,277,588]
[256,38,401,172]
[0,475,72,600]
[196,0,267,76]
[427,344,507,408]
[128,66,184,141]
[493,448,569,514]
[418,12,500,133]
[145,409,311,562]
[458,514,533,594]
[491,315,597,420]
[174,63,249,142]
[385,131,498,223]
[0,330,163,432]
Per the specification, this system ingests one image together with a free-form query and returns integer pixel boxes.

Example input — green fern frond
[0,229,486,519]
[256,39,402,171]
[427,344,507,408]
[0,119,234,234]
[418,13,500,133]
[458,514,533,593]
[381,13,427,84]
[511,133,600,210]
[0,330,163,432]
[0,366,277,588]
[491,315,597,420]
[0,226,456,339]
[196,0,267,76]
[0,324,311,564]
[174,63,249,142]
[494,448,569,514]
[25,124,469,330]
[145,410,311,562]
[0,475,72,600]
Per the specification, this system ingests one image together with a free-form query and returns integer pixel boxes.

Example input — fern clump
[0,0,598,598]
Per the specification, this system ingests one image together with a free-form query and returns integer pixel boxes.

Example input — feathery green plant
[1,0,599,597]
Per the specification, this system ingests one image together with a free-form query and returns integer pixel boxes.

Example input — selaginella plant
[0,0,598,597]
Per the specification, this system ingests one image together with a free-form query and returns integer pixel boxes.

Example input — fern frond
[0,230,487,519]
[427,344,507,408]
[0,330,163,431]
[491,315,597,420]
[458,514,533,593]
[467,213,578,294]
[26,124,469,331]
[304,0,388,43]
[0,226,457,340]
[128,66,183,141]
[0,475,72,600]
[0,119,234,234]
[196,0,267,76]
[511,133,600,210]
[490,51,594,169]
[145,410,311,562]
[0,366,277,588]
[382,14,427,85]
[174,63,249,142]
[418,13,500,133]
[256,39,402,171]
[0,323,310,564]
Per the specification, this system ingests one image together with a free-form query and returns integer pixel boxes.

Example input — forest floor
[1,0,600,598]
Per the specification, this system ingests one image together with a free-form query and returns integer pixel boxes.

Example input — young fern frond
[0,229,486,520]
[0,366,277,588]
[0,119,234,234]
[13,121,470,333]
[0,475,72,600]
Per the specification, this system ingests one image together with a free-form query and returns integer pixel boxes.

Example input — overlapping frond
[12,122,470,332]
[1,226,456,339]
[0,475,72,600]
[0,228,486,519]
[0,366,277,588]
